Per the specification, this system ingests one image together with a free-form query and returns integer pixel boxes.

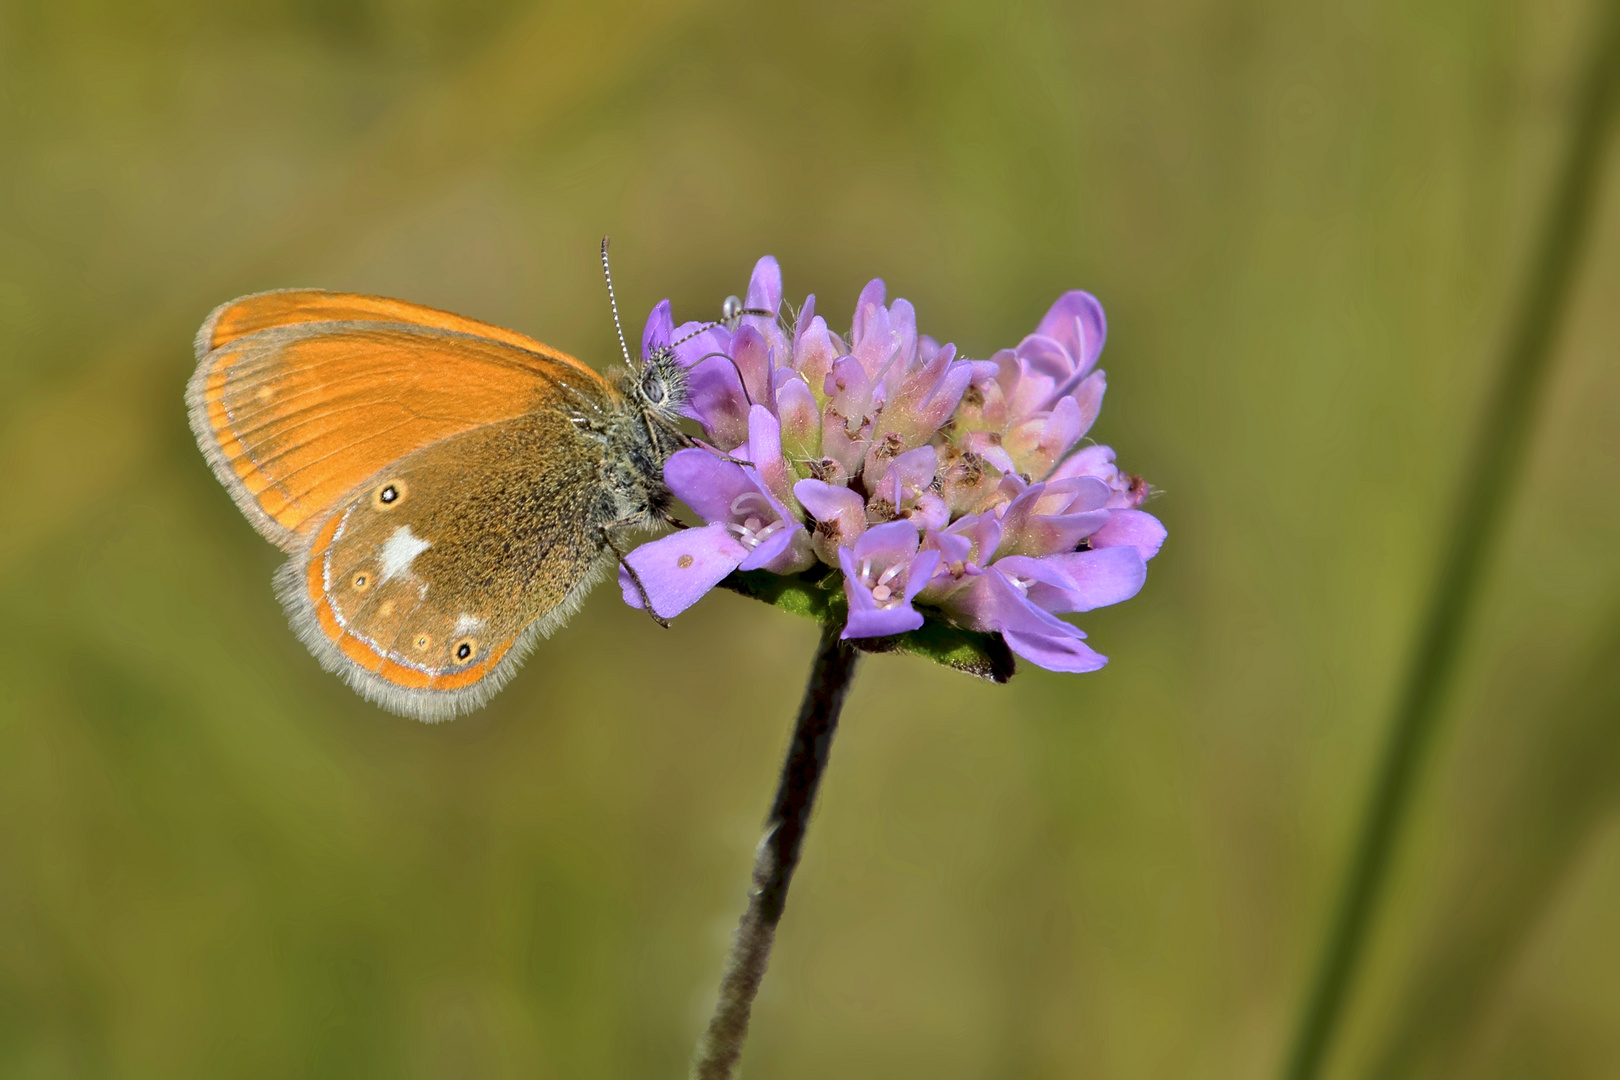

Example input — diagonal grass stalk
[1281,5,1620,1079]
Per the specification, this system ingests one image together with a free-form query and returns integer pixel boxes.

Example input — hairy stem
[1281,7,1620,1080]
[690,624,860,1080]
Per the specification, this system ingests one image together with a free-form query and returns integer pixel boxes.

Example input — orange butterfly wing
[187,289,610,550]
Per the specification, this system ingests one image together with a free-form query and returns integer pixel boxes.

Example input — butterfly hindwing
[276,413,619,721]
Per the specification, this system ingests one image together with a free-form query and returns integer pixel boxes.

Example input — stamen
[871,584,893,603]
[876,563,904,587]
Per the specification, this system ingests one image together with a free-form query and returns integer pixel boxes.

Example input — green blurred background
[3,0,1619,1076]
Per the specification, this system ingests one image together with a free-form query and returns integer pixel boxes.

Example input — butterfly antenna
[672,320,721,349]
[600,237,635,368]
[670,305,773,349]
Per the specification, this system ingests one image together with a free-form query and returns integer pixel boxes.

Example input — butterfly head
[635,344,688,423]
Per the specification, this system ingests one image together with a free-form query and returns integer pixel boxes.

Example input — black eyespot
[452,637,477,663]
[351,572,370,591]
[373,480,407,510]
[413,633,433,653]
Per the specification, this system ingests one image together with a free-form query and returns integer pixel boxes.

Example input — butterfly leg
[600,524,671,629]
[653,506,689,530]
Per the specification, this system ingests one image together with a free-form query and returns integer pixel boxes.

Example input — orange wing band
[200,289,596,379]
[303,514,513,691]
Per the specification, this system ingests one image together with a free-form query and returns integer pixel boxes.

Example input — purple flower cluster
[619,258,1165,673]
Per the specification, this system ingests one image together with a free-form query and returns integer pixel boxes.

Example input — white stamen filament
[856,557,909,607]
[725,514,785,550]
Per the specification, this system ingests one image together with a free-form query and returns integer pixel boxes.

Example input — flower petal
[670,320,732,370]
[1035,290,1107,379]
[744,255,783,316]
[1001,624,1109,673]
[980,571,1109,673]
[792,315,838,401]
[1051,443,1117,482]
[851,278,886,346]
[901,549,941,602]
[794,478,867,562]
[794,478,866,531]
[641,299,673,362]
[731,324,774,409]
[997,546,1146,613]
[759,528,816,575]
[792,293,816,344]
[1089,509,1167,561]
[664,449,752,524]
[619,525,747,619]
[852,518,922,563]
[683,355,751,449]
[774,375,821,463]
[746,404,795,512]
[840,593,925,639]
[1014,333,1075,382]
[738,521,796,572]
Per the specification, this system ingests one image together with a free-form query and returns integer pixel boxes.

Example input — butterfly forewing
[188,293,610,550]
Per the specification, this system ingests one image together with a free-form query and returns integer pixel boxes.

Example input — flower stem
[690,623,860,1080]
[1281,8,1620,1080]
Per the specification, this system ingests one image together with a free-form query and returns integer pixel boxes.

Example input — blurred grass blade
[1281,6,1620,1079]
[1366,605,1620,1078]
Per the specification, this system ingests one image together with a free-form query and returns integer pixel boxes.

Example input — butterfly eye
[641,372,666,405]
[412,633,434,653]
[451,637,478,664]
[351,571,371,592]
[372,480,407,510]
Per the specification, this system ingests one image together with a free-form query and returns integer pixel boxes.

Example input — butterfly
[187,243,692,721]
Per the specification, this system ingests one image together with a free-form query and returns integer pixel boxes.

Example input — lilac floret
[837,522,940,640]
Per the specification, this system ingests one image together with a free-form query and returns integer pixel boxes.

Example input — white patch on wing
[378,525,432,584]
[454,613,486,635]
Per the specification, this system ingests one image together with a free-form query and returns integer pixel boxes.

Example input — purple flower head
[623,257,1164,676]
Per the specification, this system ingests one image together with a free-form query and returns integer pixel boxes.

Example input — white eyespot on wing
[378,525,432,584]
[454,613,486,635]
